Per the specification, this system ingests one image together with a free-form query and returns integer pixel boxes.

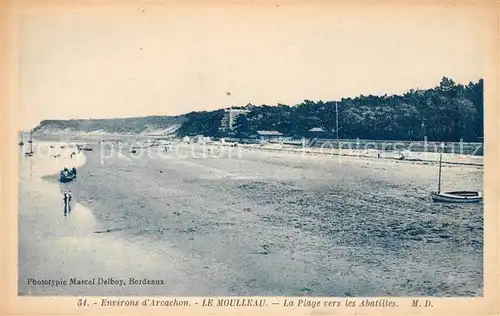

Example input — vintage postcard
[1,1,499,315]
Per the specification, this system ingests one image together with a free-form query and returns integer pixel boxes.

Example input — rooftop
[256,130,283,136]
[225,108,251,113]
[309,127,325,132]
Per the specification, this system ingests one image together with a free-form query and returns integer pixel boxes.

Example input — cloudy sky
[16,2,492,130]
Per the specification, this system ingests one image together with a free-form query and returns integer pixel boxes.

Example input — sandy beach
[18,140,483,296]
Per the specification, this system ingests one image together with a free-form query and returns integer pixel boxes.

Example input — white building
[256,130,283,142]
[220,108,250,132]
[194,135,210,144]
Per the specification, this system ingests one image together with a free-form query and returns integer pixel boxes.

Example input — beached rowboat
[431,191,483,203]
[431,152,482,203]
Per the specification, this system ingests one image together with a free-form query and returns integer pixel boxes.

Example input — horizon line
[27,76,484,128]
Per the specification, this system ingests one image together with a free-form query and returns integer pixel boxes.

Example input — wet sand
[20,142,483,296]
[18,144,206,295]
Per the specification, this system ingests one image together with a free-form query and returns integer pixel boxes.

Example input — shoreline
[218,143,484,167]
[19,141,88,179]
[34,136,484,169]
[19,144,207,296]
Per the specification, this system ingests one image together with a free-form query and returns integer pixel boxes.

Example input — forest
[35,77,483,142]
[179,77,483,142]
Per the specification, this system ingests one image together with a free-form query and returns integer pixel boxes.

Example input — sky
[15,2,492,130]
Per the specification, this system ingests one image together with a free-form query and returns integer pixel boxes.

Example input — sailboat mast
[437,152,442,193]
[29,130,33,153]
[335,101,339,142]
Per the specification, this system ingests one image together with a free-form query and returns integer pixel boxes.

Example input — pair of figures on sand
[63,191,72,206]
[63,191,72,216]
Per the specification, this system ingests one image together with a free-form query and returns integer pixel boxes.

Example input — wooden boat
[59,170,76,183]
[431,152,482,203]
[431,191,483,203]
[60,173,76,183]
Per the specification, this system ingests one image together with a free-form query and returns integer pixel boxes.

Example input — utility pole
[335,101,339,147]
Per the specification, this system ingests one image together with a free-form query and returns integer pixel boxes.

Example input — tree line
[35,77,483,142]
[178,77,483,142]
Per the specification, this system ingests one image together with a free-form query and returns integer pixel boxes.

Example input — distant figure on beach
[71,167,77,175]
[63,192,69,207]
[63,191,72,212]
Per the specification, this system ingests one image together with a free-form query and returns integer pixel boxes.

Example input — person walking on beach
[63,191,72,213]
[63,191,72,205]
[63,192,69,215]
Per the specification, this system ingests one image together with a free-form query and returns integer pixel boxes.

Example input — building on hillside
[255,130,283,142]
[309,127,324,133]
[194,135,210,144]
[308,127,326,138]
[219,108,250,132]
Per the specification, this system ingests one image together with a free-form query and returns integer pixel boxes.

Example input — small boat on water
[60,173,75,183]
[59,167,77,183]
[431,152,482,203]
[60,172,75,183]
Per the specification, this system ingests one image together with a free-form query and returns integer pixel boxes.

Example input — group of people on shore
[61,167,77,175]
